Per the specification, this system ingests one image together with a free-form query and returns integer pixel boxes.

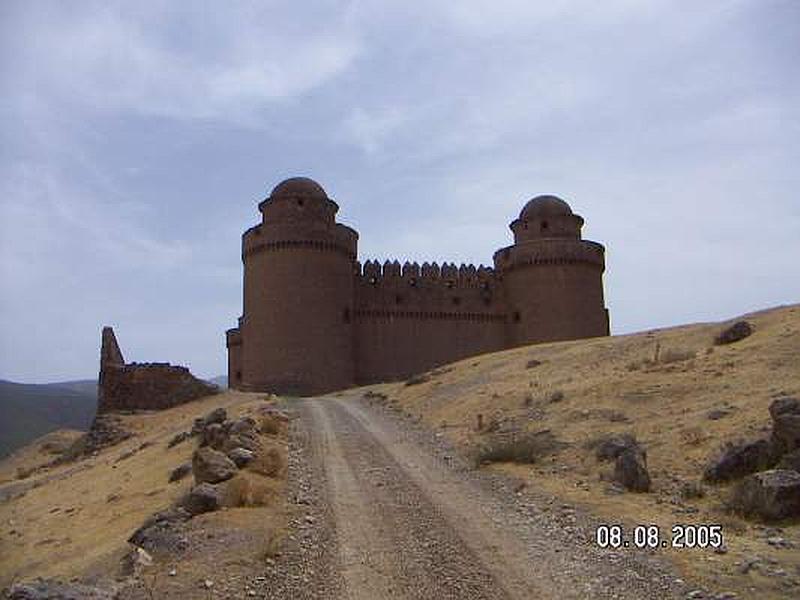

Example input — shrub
[548,390,565,403]
[474,431,561,465]
[259,414,283,436]
[526,359,542,369]
[248,447,285,478]
[715,321,753,345]
[223,473,275,507]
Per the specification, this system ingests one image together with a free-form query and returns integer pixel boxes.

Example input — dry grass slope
[356,304,800,598]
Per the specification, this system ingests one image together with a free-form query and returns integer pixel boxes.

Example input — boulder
[614,448,651,492]
[714,320,753,345]
[8,580,113,600]
[777,449,800,472]
[703,439,776,482]
[192,447,237,484]
[729,469,800,521]
[594,433,639,461]
[182,483,222,515]
[128,507,191,555]
[227,447,255,468]
[769,397,800,455]
[168,462,192,483]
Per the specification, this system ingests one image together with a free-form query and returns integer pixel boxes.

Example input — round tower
[234,177,357,395]
[495,195,608,346]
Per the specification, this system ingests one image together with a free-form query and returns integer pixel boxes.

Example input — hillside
[0,380,97,457]
[353,304,800,597]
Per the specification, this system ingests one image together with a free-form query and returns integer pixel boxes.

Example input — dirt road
[265,396,687,599]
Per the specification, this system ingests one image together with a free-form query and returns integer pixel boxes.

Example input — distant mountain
[0,379,97,458]
[209,375,228,388]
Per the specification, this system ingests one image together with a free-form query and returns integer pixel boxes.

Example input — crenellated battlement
[355,259,498,289]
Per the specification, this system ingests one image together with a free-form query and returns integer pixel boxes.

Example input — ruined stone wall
[98,327,218,413]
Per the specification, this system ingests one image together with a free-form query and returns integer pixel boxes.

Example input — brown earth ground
[348,303,800,599]
[0,391,289,597]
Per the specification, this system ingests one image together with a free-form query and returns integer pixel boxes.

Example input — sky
[1,0,798,383]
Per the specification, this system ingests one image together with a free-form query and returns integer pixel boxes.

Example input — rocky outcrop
[594,433,639,461]
[703,439,776,483]
[98,326,218,413]
[729,469,800,521]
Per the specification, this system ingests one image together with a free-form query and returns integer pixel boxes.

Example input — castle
[226,177,609,395]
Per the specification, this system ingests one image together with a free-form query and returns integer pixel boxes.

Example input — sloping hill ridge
[0,380,97,457]
[354,303,800,597]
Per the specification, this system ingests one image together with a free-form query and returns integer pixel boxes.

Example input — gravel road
[261,396,689,599]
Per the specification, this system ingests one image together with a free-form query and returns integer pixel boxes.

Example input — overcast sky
[1,1,798,383]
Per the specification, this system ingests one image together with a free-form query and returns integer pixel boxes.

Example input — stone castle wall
[226,178,609,395]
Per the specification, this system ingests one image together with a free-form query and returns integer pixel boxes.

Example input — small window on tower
[541,220,549,232]
[452,297,461,306]
[513,311,521,323]
[235,371,242,381]
[395,295,403,305]
[343,308,351,323]
[297,199,304,207]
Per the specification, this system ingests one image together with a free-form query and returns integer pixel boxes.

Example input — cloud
[3,2,361,124]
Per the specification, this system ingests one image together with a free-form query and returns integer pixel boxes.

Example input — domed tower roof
[510,193,583,243]
[519,195,573,219]
[269,177,329,201]
[258,176,339,223]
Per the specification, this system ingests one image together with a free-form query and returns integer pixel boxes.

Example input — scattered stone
[593,433,639,461]
[192,447,237,484]
[182,483,223,515]
[525,359,542,369]
[203,579,214,589]
[614,448,651,492]
[168,568,177,577]
[703,439,776,482]
[223,432,261,453]
[228,447,255,468]
[230,417,258,436]
[729,469,800,521]
[167,431,191,448]
[766,536,794,549]
[714,320,753,345]
[8,580,113,600]
[168,462,192,483]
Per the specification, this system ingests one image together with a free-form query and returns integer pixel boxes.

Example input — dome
[520,195,573,220]
[269,177,328,201]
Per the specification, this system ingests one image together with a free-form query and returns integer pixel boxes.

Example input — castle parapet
[494,238,605,272]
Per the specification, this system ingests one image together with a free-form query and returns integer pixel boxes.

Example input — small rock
[777,449,800,471]
[8,580,114,599]
[770,397,800,455]
[168,568,177,577]
[707,409,730,421]
[167,431,191,448]
[168,462,192,483]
